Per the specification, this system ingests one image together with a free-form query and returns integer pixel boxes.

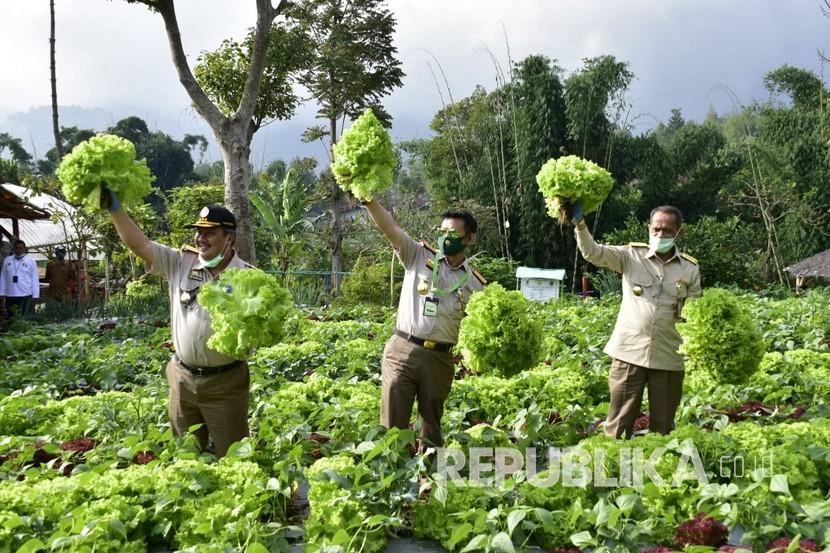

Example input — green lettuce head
[56,133,154,211]
[457,283,543,377]
[198,268,294,359]
[535,155,614,221]
[678,288,765,385]
[331,109,397,202]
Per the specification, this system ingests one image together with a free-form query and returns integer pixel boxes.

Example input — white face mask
[649,235,676,254]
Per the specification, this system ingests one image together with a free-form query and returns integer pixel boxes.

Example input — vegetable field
[1,289,830,552]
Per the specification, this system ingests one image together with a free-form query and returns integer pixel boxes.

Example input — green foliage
[336,254,400,308]
[536,155,615,220]
[457,283,543,377]
[163,183,226,246]
[56,133,154,210]
[512,55,569,267]
[194,23,312,130]
[251,168,316,271]
[124,277,162,302]
[198,268,294,358]
[332,109,397,201]
[679,288,765,384]
[472,255,519,289]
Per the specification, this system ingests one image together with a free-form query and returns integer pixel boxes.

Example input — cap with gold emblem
[185,206,237,230]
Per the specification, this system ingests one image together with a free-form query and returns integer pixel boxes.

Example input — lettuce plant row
[1,289,829,552]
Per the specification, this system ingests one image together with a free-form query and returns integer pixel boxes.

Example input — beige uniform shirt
[575,222,701,371]
[395,232,485,344]
[148,242,251,367]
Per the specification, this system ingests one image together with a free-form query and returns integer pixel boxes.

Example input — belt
[175,355,243,376]
[394,330,454,352]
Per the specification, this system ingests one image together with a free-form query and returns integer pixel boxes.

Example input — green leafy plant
[678,288,765,384]
[331,109,397,201]
[535,155,614,221]
[198,268,294,358]
[457,283,543,377]
[56,133,154,210]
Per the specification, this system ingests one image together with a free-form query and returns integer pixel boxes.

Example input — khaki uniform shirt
[148,242,251,367]
[395,232,485,344]
[575,222,701,371]
[45,261,76,298]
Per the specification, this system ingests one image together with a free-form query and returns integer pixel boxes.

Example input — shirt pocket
[628,270,657,300]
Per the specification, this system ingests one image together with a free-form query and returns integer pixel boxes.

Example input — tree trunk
[49,0,64,161]
[220,137,255,263]
[329,115,344,294]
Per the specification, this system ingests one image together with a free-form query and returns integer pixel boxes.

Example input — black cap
[185,206,237,230]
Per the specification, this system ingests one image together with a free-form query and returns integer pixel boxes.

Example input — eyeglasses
[436,227,463,239]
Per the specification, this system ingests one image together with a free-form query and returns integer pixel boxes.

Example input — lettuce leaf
[331,109,397,202]
[678,288,765,384]
[457,283,543,377]
[56,134,154,211]
[198,268,294,359]
[535,155,614,220]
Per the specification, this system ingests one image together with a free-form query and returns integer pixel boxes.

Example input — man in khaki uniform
[105,189,252,457]
[574,205,701,437]
[364,199,485,447]
[45,246,77,300]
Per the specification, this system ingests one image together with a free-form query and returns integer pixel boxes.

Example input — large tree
[122,0,293,261]
[289,0,404,292]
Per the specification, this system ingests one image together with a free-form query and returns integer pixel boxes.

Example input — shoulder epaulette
[680,252,698,265]
[628,242,649,248]
[421,241,437,254]
[471,268,487,285]
[181,245,199,254]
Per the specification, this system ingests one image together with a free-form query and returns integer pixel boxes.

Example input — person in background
[45,246,77,301]
[573,204,701,437]
[0,239,40,320]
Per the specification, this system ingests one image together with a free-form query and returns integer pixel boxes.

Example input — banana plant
[251,168,319,272]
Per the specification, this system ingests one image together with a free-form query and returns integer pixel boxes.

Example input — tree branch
[154,0,226,128]
[236,0,286,125]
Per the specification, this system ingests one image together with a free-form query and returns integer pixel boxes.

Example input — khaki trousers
[165,358,250,457]
[380,334,454,447]
[604,358,684,438]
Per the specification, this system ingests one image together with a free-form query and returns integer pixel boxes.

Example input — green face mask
[438,233,466,256]
[649,235,676,254]
[198,252,225,269]
[197,237,231,269]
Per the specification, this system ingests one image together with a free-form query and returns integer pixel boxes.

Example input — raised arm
[363,198,403,251]
[104,191,153,263]
[574,220,626,274]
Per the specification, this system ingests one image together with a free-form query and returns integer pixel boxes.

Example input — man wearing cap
[363,199,486,448]
[103,190,252,457]
[0,239,40,320]
[45,246,77,301]
[573,204,701,437]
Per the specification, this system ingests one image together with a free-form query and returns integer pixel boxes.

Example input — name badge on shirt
[423,296,439,317]
[12,276,18,284]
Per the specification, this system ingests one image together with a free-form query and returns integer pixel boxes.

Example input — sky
[1,0,827,168]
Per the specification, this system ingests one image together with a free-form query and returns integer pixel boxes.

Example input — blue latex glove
[103,187,121,213]
[571,200,584,223]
